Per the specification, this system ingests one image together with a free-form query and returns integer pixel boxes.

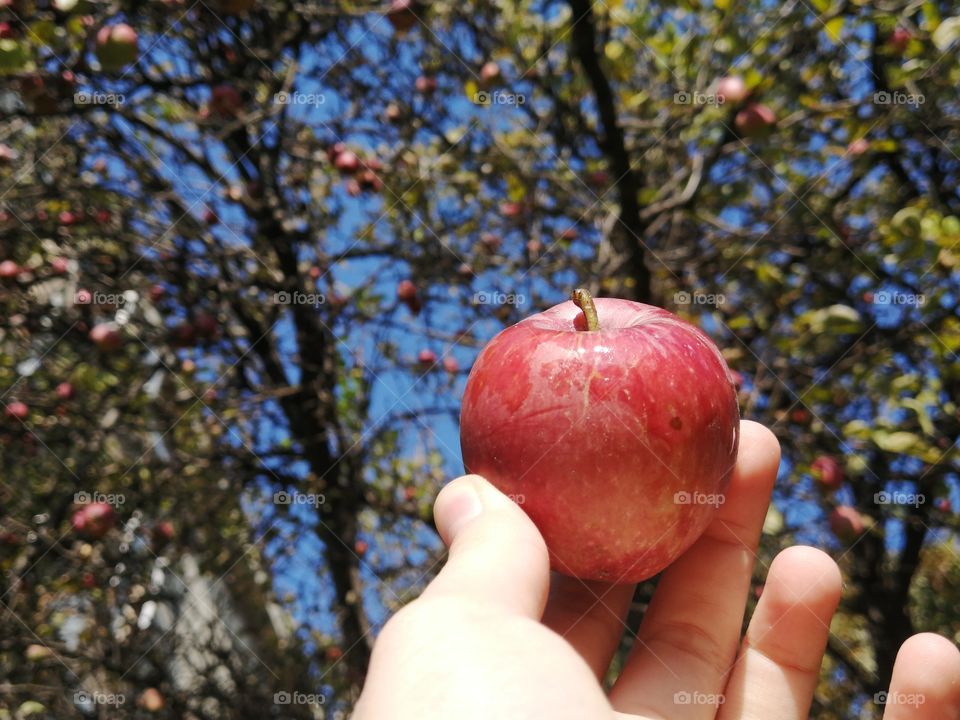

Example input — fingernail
[443,483,484,542]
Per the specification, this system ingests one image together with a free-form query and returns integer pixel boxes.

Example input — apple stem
[571,288,600,331]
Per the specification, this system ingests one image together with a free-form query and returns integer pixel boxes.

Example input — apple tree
[1,0,958,717]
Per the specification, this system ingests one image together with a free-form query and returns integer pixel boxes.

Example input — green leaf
[873,430,920,453]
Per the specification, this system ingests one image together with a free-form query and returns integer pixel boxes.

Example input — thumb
[422,474,550,619]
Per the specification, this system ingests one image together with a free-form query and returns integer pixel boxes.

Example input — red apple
[386,0,419,33]
[354,539,368,555]
[442,356,459,374]
[152,520,175,545]
[326,646,343,661]
[935,498,951,512]
[0,260,19,279]
[50,256,69,274]
[0,22,15,39]
[397,279,418,301]
[480,232,502,252]
[499,201,523,218]
[460,290,740,582]
[89,323,123,352]
[138,688,165,712]
[335,150,361,174]
[326,142,346,163]
[359,168,383,192]
[811,454,843,491]
[193,311,218,339]
[209,83,242,118]
[586,170,609,186]
[479,61,501,87]
[887,27,911,53]
[71,502,116,539]
[59,210,81,226]
[734,103,776,137]
[415,75,437,94]
[5,401,28,421]
[715,75,748,104]
[384,102,403,122]
[171,322,197,347]
[55,382,75,400]
[417,348,437,368]
[95,23,139,71]
[148,284,165,302]
[847,138,870,156]
[828,505,864,542]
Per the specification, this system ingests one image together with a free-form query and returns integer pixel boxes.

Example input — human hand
[354,421,960,719]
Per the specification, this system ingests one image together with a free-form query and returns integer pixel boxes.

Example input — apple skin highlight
[460,295,740,583]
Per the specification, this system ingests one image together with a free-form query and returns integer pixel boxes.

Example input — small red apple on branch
[95,23,139,71]
[71,502,116,540]
[386,0,420,34]
[715,75,749,104]
[734,103,776,138]
[460,289,740,582]
[811,454,843,491]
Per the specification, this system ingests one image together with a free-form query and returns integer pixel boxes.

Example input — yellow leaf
[463,79,479,102]
[604,40,625,62]
[824,17,844,42]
